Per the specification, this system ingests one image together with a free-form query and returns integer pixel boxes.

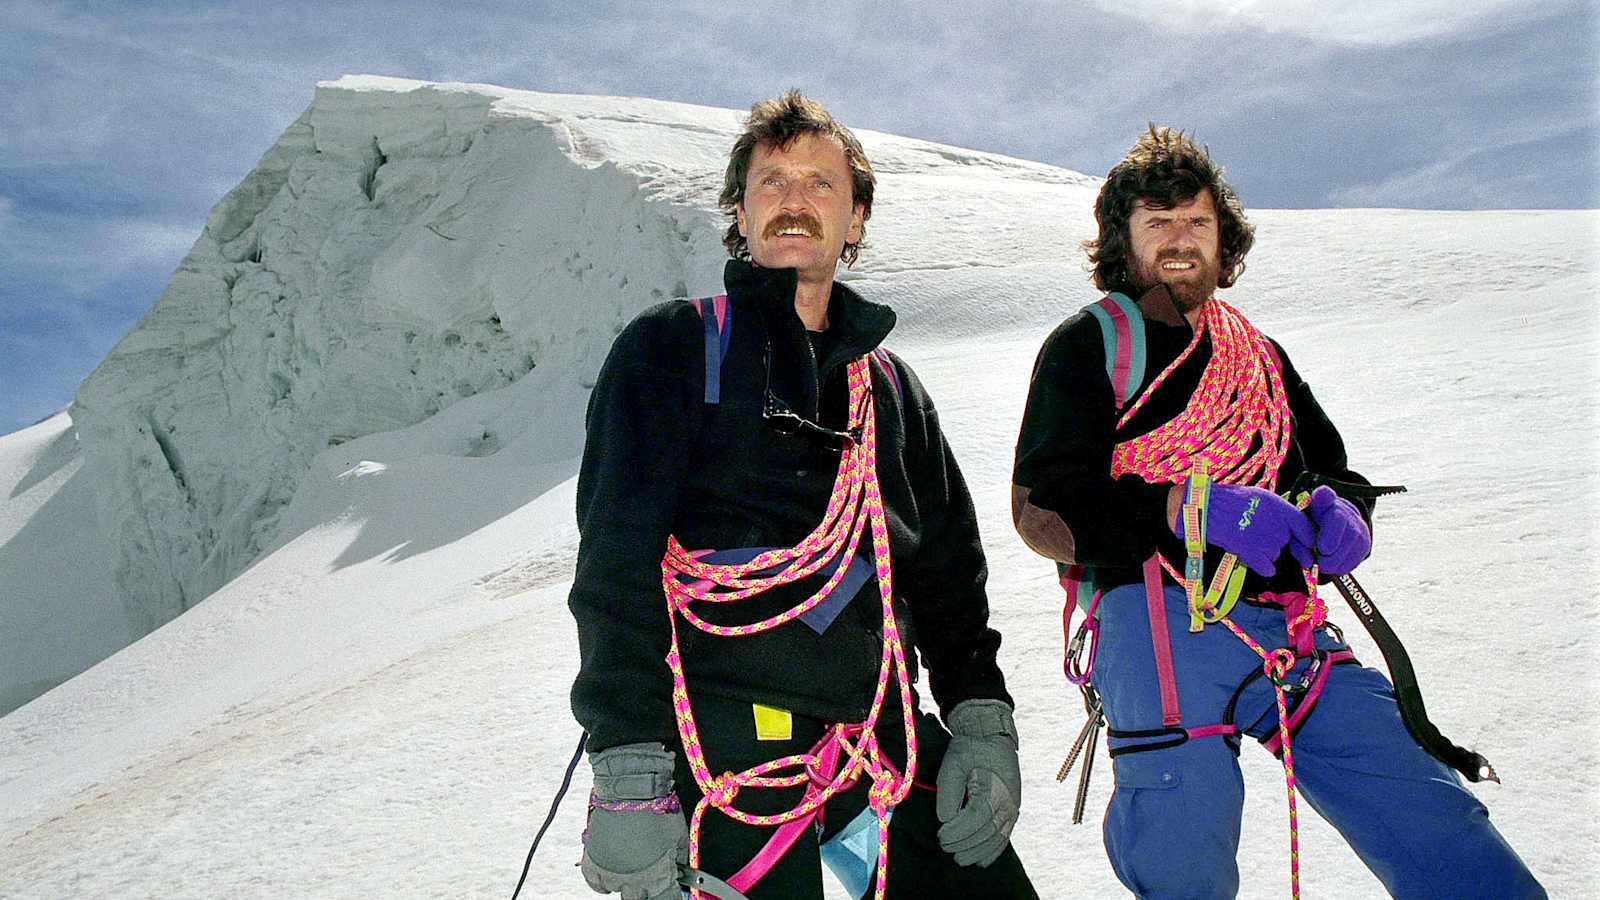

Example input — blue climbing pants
[1093,582,1545,899]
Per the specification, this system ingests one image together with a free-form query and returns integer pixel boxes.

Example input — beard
[1129,249,1219,313]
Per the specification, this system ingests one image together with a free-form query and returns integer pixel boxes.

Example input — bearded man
[1011,126,1544,899]
[569,91,1038,900]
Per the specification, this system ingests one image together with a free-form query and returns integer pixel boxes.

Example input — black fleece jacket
[1013,292,1374,595]
[569,260,1012,752]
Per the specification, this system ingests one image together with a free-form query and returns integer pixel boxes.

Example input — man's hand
[1173,482,1316,576]
[1304,485,1371,575]
[936,699,1021,867]
[580,742,688,900]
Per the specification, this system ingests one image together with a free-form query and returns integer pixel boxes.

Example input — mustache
[1156,249,1204,262]
[763,212,822,239]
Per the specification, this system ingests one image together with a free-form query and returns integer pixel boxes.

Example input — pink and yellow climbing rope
[661,356,917,900]
[1113,298,1292,487]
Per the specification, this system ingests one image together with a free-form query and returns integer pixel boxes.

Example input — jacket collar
[1128,282,1202,339]
[722,259,896,420]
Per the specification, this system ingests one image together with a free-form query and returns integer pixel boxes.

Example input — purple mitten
[1174,483,1316,576]
[1305,485,1371,575]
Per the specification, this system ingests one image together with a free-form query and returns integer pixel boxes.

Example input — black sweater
[569,260,1012,752]
[1013,295,1374,595]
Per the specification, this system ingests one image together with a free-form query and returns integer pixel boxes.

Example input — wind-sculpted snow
[66,78,727,645]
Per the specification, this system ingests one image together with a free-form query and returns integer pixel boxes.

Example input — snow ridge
[69,77,729,638]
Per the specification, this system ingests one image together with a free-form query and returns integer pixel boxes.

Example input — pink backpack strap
[869,347,904,404]
[1083,293,1147,412]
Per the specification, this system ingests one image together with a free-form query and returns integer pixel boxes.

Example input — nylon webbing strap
[693,295,732,404]
[1085,293,1147,411]
[870,347,903,404]
[1330,574,1498,783]
[1143,554,1183,726]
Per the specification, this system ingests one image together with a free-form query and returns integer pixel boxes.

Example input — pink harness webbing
[1102,294,1138,409]
[1143,556,1184,727]
[661,356,916,900]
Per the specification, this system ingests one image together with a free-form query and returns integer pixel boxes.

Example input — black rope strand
[511,730,589,900]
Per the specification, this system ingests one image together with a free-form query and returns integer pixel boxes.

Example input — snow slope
[1,77,1596,898]
[0,414,127,716]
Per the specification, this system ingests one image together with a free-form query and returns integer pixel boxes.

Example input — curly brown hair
[1084,125,1255,293]
[719,91,876,267]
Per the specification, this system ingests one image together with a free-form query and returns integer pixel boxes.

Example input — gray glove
[935,699,1021,867]
[580,742,689,900]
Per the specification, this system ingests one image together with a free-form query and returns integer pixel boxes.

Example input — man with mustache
[570,92,1038,899]
[1011,126,1544,898]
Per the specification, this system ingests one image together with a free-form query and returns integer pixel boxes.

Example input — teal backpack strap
[689,295,732,404]
[1082,292,1146,413]
[1053,294,1147,671]
[1056,561,1095,612]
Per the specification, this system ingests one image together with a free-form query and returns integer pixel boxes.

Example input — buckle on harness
[1323,620,1345,646]
[680,867,755,900]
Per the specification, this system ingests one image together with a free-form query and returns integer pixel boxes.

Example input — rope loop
[1265,648,1298,687]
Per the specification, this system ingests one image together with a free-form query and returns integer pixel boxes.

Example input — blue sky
[1,0,1595,436]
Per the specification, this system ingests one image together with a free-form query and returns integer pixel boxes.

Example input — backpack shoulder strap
[868,346,904,406]
[1082,292,1146,412]
[689,294,732,404]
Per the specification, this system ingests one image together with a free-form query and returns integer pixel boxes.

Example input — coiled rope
[661,356,917,900]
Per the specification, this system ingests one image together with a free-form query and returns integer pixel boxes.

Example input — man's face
[1127,189,1222,312]
[736,133,865,283]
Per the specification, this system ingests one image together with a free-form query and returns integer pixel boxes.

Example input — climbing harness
[1056,295,1331,899]
[658,296,916,900]
[1118,298,1314,897]
[1053,291,1500,898]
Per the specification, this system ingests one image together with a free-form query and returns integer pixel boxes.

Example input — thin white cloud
[1327,122,1600,209]
[0,211,199,298]
[1082,0,1533,44]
